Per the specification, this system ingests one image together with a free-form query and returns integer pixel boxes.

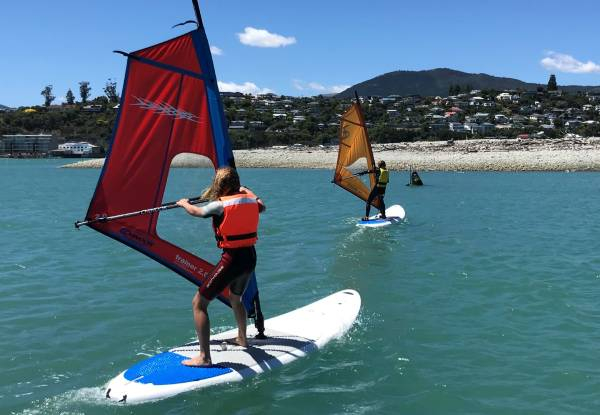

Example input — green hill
[336,68,599,98]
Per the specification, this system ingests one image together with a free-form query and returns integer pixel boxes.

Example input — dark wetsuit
[410,171,423,186]
[200,246,256,300]
[365,168,386,218]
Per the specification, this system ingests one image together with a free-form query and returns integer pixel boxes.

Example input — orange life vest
[213,189,259,249]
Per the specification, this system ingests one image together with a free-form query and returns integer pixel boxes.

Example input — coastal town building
[82,104,103,113]
[228,120,246,130]
[3,78,600,150]
[52,141,102,157]
[0,104,16,112]
[448,122,466,133]
[472,123,496,135]
[0,134,58,156]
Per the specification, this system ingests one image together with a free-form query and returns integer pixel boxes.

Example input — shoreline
[61,137,600,171]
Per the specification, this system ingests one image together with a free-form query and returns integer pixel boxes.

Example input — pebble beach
[61,137,600,171]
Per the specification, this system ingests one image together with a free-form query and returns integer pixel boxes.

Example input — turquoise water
[2,159,600,414]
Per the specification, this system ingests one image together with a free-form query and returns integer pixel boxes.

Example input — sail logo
[132,96,200,123]
[120,227,155,247]
[175,254,197,272]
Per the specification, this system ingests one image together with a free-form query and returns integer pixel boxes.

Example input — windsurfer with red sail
[176,167,266,367]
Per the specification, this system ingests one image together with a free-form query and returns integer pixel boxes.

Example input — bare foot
[224,337,248,348]
[182,356,212,367]
[235,336,248,348]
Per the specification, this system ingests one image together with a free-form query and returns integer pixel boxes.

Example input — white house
[473,112,490,122]
[448,122,466,133]
[228,120,245,129]
[58,141,99,156]
[472,123,495,135]
[494,114,510,124]
[292,116,306,124]
[496,92,512,101]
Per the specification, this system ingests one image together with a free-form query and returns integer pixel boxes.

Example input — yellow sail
[332,100,381,208]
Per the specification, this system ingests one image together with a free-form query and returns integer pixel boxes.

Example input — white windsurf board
[105,289,361,404]
[357,204,406,227]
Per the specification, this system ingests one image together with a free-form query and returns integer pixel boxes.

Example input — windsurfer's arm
[358,168,377,176]
[240,185,266,213]
[257,197,266,213]
[176,199,223,218]
[176,199,206,217]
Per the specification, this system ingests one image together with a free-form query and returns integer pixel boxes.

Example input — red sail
[84,29,246,305]
[80,3,264,336]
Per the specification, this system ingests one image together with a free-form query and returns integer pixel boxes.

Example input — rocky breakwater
[61,137,600,171]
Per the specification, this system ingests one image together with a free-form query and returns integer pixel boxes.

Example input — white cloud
[293,80,350,94]
[329,85,350,94]
[541,51,600,74]
[308,82,326,91]
[218,80,274,95]
[237,27,296,48]
[292,79,305,91]
[210,46,223,56]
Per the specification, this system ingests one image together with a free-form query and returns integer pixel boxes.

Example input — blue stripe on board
[124,352,232,385]
[358,217,400,225]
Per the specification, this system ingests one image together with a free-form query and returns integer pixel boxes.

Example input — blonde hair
[201,167,240,200]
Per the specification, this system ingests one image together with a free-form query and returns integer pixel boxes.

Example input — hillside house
[494,114,510,124]
[448,122,466,132]
[473,112,490,122]
[472,123,495,135]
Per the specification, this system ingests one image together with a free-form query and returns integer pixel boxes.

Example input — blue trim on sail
[132,55,208,81]
[189,27,255,312]
[190,30,233,168]
[242,272,258,312]
[84,61,131,220]
[83,26,256,316]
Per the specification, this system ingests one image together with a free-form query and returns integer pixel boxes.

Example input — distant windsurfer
[409,170,423,186]
[359,160,388,220]
[177,166,266,367]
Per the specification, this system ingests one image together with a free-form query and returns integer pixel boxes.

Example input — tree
[41,85,55,107]
[65,89,75,105]
[448,84,457,96]
[103,79,119,102]
[553,118,564,129]
[79,81,92,103]
[547,74,557,91]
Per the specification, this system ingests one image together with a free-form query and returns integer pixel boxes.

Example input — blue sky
[2,0,600,107]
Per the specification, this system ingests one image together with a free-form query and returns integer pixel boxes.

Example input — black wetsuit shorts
[199,246,256,300]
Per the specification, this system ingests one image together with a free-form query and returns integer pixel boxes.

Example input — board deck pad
[105,289,361,403]
[357,204,406,227]
[122,331,316,386]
